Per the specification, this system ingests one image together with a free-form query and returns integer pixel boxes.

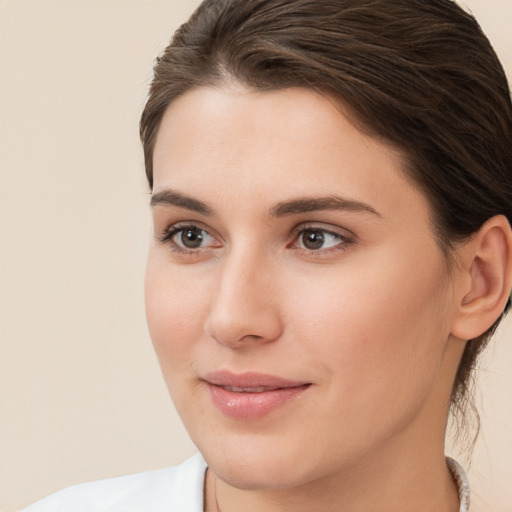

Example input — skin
[146,86,467,511]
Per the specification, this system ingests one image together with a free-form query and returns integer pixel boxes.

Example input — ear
[451,215,512,341]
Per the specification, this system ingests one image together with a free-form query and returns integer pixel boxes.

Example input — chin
[210,457,310,491]
[198,434,330,491]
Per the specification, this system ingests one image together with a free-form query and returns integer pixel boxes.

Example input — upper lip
[203,371,310,389]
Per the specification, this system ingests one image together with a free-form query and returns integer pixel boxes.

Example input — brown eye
[294,227,347,252]
[301,230,326,250]
[160,223,220,254]
[174,227,208,248]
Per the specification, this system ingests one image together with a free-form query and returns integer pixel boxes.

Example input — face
[146,86,457,490]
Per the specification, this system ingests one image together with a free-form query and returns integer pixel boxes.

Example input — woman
[24,0,512,510]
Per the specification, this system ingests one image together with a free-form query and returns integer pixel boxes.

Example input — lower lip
[206,383,310,420]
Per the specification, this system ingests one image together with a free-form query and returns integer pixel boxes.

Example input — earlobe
[451,215,512,341]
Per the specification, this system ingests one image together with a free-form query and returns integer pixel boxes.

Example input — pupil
[303,230,324,250]
[181,228,203,248]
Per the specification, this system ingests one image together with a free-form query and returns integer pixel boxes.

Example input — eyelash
[158,223,219,255]
[289,224,354,255]
[158,223,355,256]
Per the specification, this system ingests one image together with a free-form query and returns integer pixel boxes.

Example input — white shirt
[22,454,470,512]
[22,454,207,512]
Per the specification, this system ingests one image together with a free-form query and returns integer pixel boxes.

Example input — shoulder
[22,453,207,512]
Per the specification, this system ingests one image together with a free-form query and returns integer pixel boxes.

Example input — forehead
[152,86,429,222]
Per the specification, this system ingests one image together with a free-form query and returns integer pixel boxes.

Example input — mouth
[203,371,312,420]
[220,385,288,393]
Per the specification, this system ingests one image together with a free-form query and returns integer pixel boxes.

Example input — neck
[206,447,460,512]
[205,411,461,512]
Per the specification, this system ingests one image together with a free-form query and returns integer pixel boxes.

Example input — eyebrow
[150,189,215,216]
[150,188,381,218]
[270,196,381,217]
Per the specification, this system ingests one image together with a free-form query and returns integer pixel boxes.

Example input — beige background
[0,1,511,511]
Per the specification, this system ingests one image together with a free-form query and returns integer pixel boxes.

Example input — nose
[204,248,283,348]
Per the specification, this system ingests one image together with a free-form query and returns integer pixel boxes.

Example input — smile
[203,371,311,420]
[222,385,283,393]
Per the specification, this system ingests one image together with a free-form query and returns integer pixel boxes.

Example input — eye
[298,229,340,250]
[174,226,210,249]
[159,224,220,253]
[292,226,353,253]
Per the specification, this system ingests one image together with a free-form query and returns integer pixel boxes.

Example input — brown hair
[140,0,512,434]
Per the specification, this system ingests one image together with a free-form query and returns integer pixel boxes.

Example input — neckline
[201,456,471,512]
[446,457,470,512]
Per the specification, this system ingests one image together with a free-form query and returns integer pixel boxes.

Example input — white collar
[447,457,470,512]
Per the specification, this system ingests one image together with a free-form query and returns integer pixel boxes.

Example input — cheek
[287,248,451,407]
[144,255,211,370]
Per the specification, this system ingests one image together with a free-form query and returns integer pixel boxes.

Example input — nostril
[204,309,282,348]
[203,264,283,346]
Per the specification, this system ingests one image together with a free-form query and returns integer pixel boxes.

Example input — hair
[140,0,512,441]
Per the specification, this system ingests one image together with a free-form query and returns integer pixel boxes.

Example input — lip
[203,371,311,420]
